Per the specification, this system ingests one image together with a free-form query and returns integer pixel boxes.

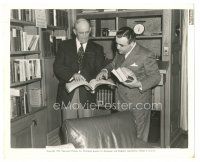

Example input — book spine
[10,96,17,119]
[90,20,96,37]
[28,35,37,50]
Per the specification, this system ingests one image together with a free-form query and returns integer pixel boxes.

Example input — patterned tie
[77,43,84,70]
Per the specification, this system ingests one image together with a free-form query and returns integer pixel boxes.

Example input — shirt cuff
[138,81,143,90]
[101,69,108,74]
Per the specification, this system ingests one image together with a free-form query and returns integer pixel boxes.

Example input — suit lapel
[115,54,125,68]
[71,39,78,56]
[85,40,93,53]
[122,44,140,67]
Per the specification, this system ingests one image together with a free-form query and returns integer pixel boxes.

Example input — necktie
[77,43,84,70]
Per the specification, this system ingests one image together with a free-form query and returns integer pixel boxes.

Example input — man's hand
[96,69,108,80]
[122,78,142,89]
[72,73,86,81]
[120,67,142,89]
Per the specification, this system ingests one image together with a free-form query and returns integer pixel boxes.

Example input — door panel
[11,116,33,148]
[44,58,61,132]
[31,109,47,148]
[170,10,182,144]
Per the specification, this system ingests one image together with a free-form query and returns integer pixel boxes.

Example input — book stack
[112,67,136,82]
[10,9,35,22]
[10,26,39,51]
[46,9,68,27]
[10,87,29,119]
[89,19,101,37]
[96,88,113,107]
[42,30,65,56]
[90,20,96,37]
[10,59,41,83]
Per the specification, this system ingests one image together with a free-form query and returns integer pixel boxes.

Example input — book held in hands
[111,67,136,82]
[65,79,116,93]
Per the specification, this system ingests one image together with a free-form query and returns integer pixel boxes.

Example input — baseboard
[170,129,188,148]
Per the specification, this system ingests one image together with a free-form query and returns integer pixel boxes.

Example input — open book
[111,67,136,82]
[65,79,116,93]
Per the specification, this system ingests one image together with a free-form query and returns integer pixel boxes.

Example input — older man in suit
[96,27,161,142]
[54,18,105,120]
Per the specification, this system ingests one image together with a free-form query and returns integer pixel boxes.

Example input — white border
[0,0,199,162]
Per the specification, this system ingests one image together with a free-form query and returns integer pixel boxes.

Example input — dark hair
[116,27,136,44]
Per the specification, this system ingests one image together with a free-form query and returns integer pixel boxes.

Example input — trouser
[62,89,93,120]
[130,108,151,142]
[115,105,151,142]
[62,89,110,120]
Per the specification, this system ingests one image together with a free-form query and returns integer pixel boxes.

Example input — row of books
[42,30,65,57]
[96,88,114,106]
[10,87,42,119]
[11,9,68,28]
[10,26,39,52]
[10,87,29,119]
[10,59,41,83]
[90,20,101,37]
[46,9,68,28]
[11,9,35,22]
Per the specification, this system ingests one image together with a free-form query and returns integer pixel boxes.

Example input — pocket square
[130,63,138,67]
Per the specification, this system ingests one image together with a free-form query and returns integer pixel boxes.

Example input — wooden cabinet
[11,108,47,148]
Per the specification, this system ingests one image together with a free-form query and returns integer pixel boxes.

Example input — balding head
[73,18,91,43]
[74,18,90,30]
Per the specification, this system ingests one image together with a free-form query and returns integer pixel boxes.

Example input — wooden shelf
[90,36,115,40]
[10,19,66,30]
[11,106,47,123]
[10,51,41,56]
[10,78,42,88]
[117,10,163,18]
[90,35,162,40]
[77,11,118,19]
[47,25,66,30]
[136,35,162,39]
[77,10,163,19]
[10,19,36,26]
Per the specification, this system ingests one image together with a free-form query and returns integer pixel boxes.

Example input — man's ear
[73,28,77,35]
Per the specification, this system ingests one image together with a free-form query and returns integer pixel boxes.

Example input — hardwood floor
[171,132,188,148]
[148,111,188,148]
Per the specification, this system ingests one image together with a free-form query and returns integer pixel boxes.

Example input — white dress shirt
[76,38,87,52]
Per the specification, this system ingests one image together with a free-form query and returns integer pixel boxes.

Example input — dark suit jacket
[53,39,105,106]
[105,43,161,110]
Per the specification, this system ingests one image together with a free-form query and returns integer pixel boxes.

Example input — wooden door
[31,109,47,148]
[11,116,33,148]
[170,10,182,146]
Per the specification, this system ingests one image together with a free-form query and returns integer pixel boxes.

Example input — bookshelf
[10,9,68,148]
[77,9,163,60]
